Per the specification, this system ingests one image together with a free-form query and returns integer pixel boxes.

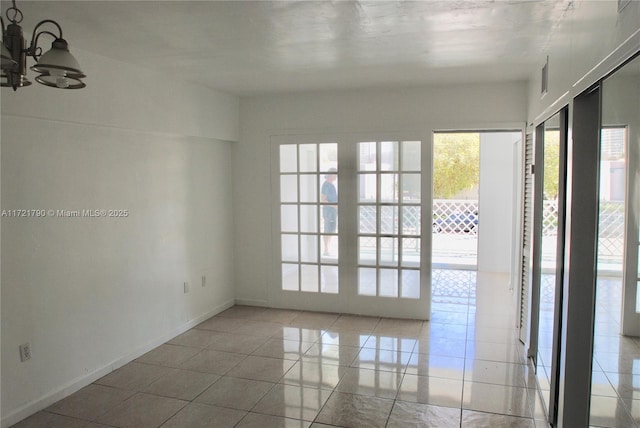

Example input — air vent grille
[541,57,549,96]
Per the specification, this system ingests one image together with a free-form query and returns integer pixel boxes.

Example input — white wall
[235,83,527,305]
[527,0,640,123]
[478,132,519,273]
[2,50,239,142]
[1,49,239,426]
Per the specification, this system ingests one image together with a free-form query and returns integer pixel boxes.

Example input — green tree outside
[543,130,560,200]
[433,133,480,199]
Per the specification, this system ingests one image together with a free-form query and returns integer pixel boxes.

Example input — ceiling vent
[541,56,549,96]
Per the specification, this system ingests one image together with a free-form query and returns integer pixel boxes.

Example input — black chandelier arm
[1,16,5,34]
[5,3,23,24]
[28,30,59,58]
[28,19,63,54]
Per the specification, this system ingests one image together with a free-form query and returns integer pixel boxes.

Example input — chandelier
[0,0,86,90]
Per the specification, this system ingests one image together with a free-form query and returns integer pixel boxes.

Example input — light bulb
[55,76,69,88]
[49,69,69,88]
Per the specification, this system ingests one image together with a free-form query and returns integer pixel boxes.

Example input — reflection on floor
[536,274,556,412]
[536,273,640,427]
[590,276,640,427]
[13,270,547,428]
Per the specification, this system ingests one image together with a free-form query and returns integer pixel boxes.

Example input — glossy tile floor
[14,270,548,428]
[590,276,640,428]
[535,274,640,428]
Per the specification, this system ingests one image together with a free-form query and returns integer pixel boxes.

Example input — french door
[270,134,429,319]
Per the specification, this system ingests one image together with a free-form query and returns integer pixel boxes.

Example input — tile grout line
[305,314,343,428]
[458,271,475,427]
[25,301,547,428]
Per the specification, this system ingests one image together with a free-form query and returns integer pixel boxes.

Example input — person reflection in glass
[321,168,337,256]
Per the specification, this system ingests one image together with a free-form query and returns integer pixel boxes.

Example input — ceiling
[14,0,573,96]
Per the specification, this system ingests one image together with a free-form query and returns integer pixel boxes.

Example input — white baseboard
[1,298,235,428]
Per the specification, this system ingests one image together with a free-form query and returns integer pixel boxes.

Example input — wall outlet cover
[19,343,31,362]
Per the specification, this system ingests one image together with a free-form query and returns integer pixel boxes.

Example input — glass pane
[402,206,421,236]
[299,144,317,172]
[280,175,298,203]
[319,143,338,172]
[381,206,399,235]
[321,265,339,294]
[594,56,639,428]
[358,174,377,203]
[321,172,338,206]
[321,204,338,235]
[359,206,377,233]
[359,142,377,171]
[280,145,297,173]
[321,235,339,260]
[402,173,421,203]
[381,141,399,171]
[281,234,298,262]
[300,234,318,263]
[359,237,376,265]
[358,268,377,296]
[401,238,420,267]
[402,141,421,171]
[380,173,399,203]
[299,205,318,233]
[380,268,399,297]
[281,205,298,232]
[380,237,399,266]
[401,270,420,298]
[301,265,319,292]
[537,113,562,419]
[282,264,299,291]
[278,141,340,297]
[300,174,318,203]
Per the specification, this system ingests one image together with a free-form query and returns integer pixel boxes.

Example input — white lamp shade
[0,43,17,70]
[35,73,85,89]
[30,38,85,78]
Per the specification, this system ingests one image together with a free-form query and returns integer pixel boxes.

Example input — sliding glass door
[528,107,568,425]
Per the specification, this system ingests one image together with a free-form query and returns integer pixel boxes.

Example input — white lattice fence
[362,198,622,266]
[432,200,478,235]
[542,200,558,236]
[542,199,623,266]
[359,206,421,249]
[598,201,624,262]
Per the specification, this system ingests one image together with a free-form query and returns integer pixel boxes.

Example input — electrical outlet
[19,343,31,362]
[202,275,206,287]
[183,282,189,293]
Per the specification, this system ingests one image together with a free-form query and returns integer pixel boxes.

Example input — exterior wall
[478,132,519,274]
[0,49,240,426]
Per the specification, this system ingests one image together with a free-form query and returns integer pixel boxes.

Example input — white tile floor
[590,276,640,428]
[535,274,640,428]
[14,271,550,428]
